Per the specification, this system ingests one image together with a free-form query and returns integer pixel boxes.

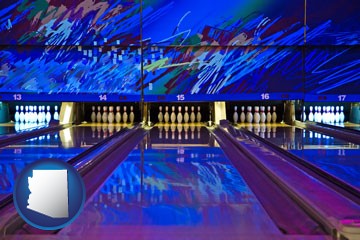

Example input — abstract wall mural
[0,0,359,100]
[0,45,141,94]
[143,46,304,95]
[305,46,360,95]
[0,0,141,46]
[142,0,305,46]
[306,0,360,45]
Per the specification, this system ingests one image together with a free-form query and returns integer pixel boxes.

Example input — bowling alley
[1,1,360,239]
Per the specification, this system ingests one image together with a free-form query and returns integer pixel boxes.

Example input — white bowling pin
[14,105,20,122]
[108,106,115,123]
[29,106,34,123]
[246,106,253,123]
[321,106,326,123]
[129,106,135,124]
[196,106,201,123]
[233,106,238,124]
[115,106,121,123]
[330,106,335,123]
[339,106,345,123]
[37,106,42,123]
[91,106,96,122]
[42,106,46,123]
[326,106,331,123]
[309,106,314,121]
[240,106,246,123]
[158,106,163,123]
[123,106,128,123]
[302,106,306,122]
[164,106,170,123]
[334,106,340,123]
[33,106,38,123]
[260,106,266,123]
[46,106,51,123]
[24,106,29,123]
[266,106,272,123]
[190,106,196,123]
[102,106,108,123]
[96,106,102,122]
[54,106,59,120]
[184,106,189,123]
[177,106,183,123]
[253,106,260,123]
[170,106,176,123]
[19,106,25,123]
[272,106,277,123]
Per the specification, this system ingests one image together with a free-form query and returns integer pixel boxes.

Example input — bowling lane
[0,123,124,200]
[0,123,48,137]
[237,123,360,190]
[327,122,360,131]
[60,126,282,239]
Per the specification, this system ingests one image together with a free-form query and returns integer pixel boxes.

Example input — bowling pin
[240,106,246,123]
[108,106,115,123]
[177,106,183,124]
[115,106,121,123]
[260,106,266,123]
[190,106,196,123]
[34,106,38,123]
[170,106,176,123]
[123,106,128,123]
[38,106,43,123]
[96,106,102,122]
[196,106,202,123]
[42,106,46,123]
[25,106,29,123]
[253,106,260,123]
[314,106,318,122]
[19,106,25,123]
[322,106,326,123]
[246,106,253,123]
[334,106,340,123]
[14,105,20,122]
[158,106,163,123]
[29,106,34,123]
[339,106,345,123]
[233,106,238,124]
[326,106,331,123]
[309,106,314,121]
[102,106,108,123]
[164,106,170,123]
[272,106,277,123]
[330,106,335,123]
[302,106,306,122]
[46,106,51,123]
[91,106,96,122]
[129,106,135,124]
[184,106,189,123]
[266,106,272,123]
[319,106,323,122]
[54,106,59,120]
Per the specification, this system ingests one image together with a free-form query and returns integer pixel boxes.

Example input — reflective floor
[0,124,123,200]
[236,123,360,190]
[0,123,48,136]
[60,126,283,239]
